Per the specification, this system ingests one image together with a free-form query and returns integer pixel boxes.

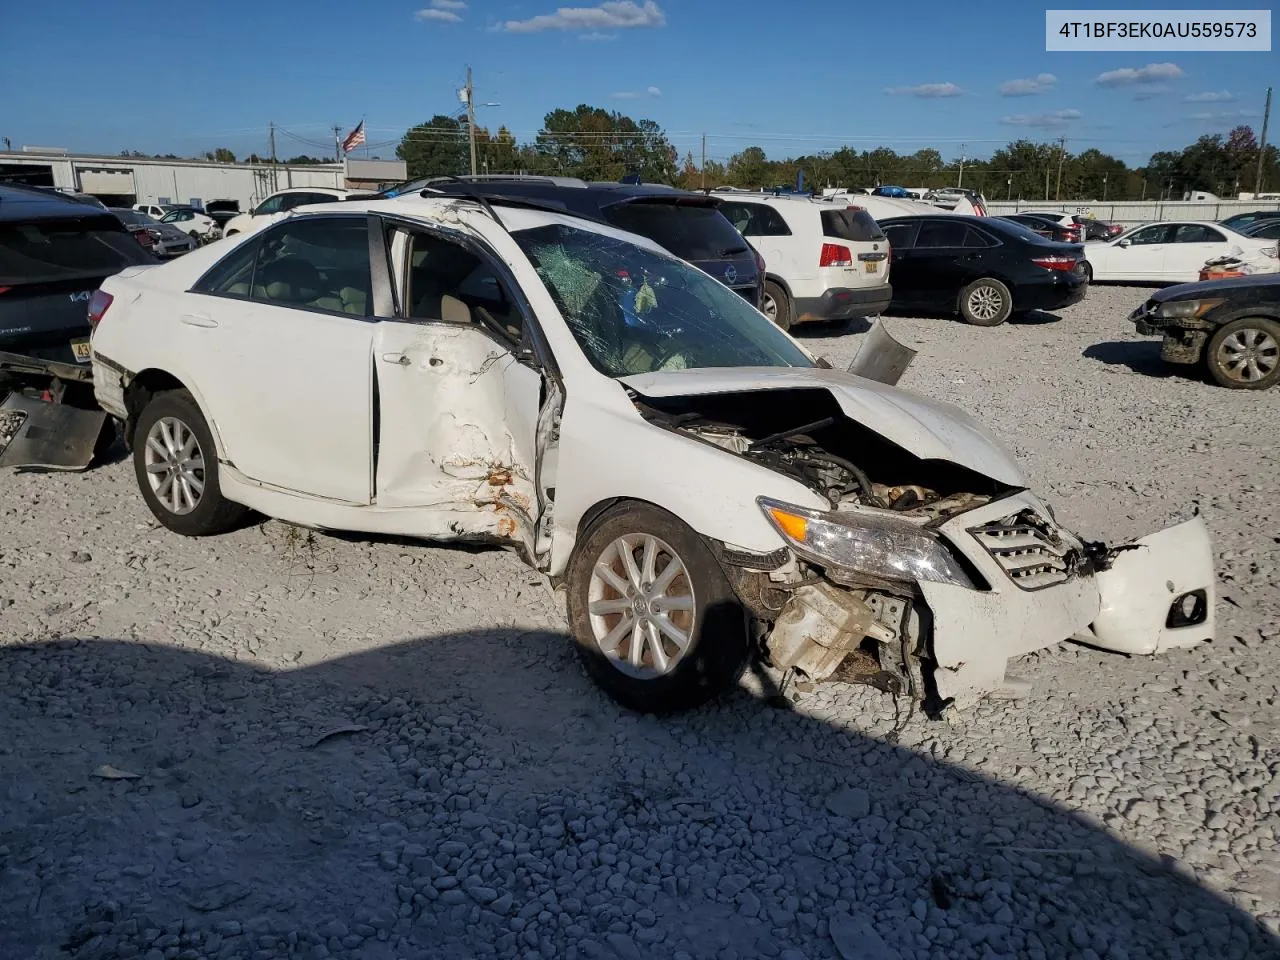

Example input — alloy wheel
[143,416,205,515]
[587,533,697,679]
[1216,327,1279,383]
[967,285,1003,322]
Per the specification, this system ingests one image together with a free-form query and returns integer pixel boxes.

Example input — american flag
[341,120,366,153]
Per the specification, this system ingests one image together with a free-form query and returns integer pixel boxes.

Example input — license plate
[71,339,92,363]
[864,261,877,273]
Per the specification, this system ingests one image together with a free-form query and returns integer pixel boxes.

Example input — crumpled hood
[619,366,1028,487]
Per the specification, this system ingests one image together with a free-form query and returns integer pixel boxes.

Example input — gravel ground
[2,284,1278,960]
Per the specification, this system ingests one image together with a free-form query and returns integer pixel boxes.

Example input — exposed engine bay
[631,386,1005,523]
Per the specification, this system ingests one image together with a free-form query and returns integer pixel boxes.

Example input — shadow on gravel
[1009,310,1064,325]
[790,316,874,339]
[1084,341,1192,379]
[2,635,1277,960]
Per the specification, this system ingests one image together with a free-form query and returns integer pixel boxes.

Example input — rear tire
[958,278,1013,326]
[762,281,792,330]
[132,390,248,536]
[566,502,749,714]
[1205,317,1280,390]
[1081,261,1094,283]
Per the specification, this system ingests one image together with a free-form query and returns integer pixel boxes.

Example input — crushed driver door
[371,320,543,551]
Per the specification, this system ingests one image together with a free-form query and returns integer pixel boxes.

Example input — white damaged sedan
[89,192,1215,713]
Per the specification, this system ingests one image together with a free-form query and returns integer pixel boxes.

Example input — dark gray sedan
[111,208,196,259]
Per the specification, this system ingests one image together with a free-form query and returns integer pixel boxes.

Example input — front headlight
[1260,245,1278,259]
[758,497,974,588]
[1155,298,1224,319]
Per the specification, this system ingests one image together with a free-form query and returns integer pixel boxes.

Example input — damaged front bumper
[752,491,1215,708]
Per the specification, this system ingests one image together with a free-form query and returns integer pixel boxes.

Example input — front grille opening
[969,510,1075,590]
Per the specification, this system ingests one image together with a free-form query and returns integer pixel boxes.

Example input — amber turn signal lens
[767,507,808,542]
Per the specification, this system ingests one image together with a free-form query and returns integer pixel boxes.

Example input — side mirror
[1118,238,1131,248]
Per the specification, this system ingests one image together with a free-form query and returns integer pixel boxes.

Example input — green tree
[396,115,468,179]
[726,146,770,188]
[532,105,676,182]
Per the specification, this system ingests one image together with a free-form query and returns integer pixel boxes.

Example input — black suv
[392,176,764,308]
[1,183,156,366]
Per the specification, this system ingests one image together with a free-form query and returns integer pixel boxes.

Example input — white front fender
[1076,515,1215,655]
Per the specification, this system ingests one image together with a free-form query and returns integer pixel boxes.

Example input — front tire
[1205,317,1280,389]
[762,281,792,330]
[958,278,1013,326]
[566,503,749,713]
[132,390,248,536]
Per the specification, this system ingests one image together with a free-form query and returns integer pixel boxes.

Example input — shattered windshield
[512,223,813,376]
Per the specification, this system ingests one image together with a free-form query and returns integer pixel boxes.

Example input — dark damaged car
[0,183,155,468]
[1129,273,1280,390]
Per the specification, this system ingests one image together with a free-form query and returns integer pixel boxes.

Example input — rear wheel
[132,390,248,535]
[761,281,792,330]
[1081,261,1094,283]
[1205,317,1280,389]
[958,278,1013,326]
[566,503,749,713]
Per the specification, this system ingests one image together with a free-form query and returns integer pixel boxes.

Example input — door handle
[380,353,411,366]
[180,313,217,328]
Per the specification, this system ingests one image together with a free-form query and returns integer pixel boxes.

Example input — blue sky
[1,0,1274,167]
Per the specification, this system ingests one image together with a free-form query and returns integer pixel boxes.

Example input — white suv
[713,194,891,329]
[221,187,369,236]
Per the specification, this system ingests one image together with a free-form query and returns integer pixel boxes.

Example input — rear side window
[252,218,372,316]
[0,215,152,285]
[602,203,748,261]
[881,222,917,249]
[915,221,971,248]
[194,236,260,297]
[821,209,885,242]
[720,202,791,237]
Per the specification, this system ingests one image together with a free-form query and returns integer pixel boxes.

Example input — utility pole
[700,133,706,190]
[957,143,965,188]
[1045,165,1051,201]
[465,66,478,177]
[1054,137,1067,202]
[332,125,341,163]
[1102,173,1108,201]
[1256,86,1273,196]
[268,122,278,192]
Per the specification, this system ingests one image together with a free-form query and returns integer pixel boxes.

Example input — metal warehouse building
[0,148,406,210]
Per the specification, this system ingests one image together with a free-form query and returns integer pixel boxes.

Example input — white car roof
[294,193,672,255]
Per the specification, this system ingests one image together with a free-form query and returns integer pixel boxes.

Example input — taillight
[819,243,852,267]
[0,286,10,295]
[1064,228,1081,241]
[1031,256,1078,272]
[88,290,114,329]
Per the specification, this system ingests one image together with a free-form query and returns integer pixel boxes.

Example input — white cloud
[998,73,1056,96]
[1185,90,1235,103]
[613,85,662,99]
[431,0,467,8]
[884,82,964,98]
[1000,109,1083,129]
[1187,109,1259,122]
[415,7,462,21]
[497,1,665,33]
[1095,62,1183,86]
